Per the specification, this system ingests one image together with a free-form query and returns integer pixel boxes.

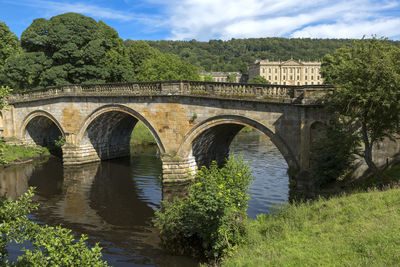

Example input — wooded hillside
[140,38,400,73]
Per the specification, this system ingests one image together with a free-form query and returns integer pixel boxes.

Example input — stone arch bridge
[3,81,333,193]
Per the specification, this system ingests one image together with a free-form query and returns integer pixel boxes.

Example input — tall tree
[135,53,200,82]
[0,21,21,84]
[125,40,162,75]
[4,13,134,90]
[321,37,400,179]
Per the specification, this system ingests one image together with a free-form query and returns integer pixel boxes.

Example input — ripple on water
[230,130,289,218]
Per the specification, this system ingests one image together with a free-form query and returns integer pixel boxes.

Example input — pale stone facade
[199,71,242,83]
[248,59,322,85]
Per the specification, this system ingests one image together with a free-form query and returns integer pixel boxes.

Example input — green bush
[154,155,253,261]
[0,188,108,266]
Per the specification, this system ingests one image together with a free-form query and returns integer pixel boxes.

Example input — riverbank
[222,165,400,266]
[130,122,157,146]
[0,142,50,165]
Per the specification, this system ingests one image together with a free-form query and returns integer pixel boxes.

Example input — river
[1,130,289,266]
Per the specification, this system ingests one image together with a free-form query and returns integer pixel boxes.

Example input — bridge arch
[76,104,165,160]
[20,110,65,146]
[178,115,299,170]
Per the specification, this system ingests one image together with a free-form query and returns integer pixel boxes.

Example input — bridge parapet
[7,81,333,105]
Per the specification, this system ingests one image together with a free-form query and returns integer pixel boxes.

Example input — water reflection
[1,154,197,267]
[0,131,289,266]
[0,164,32,199]
[230,130,289,218]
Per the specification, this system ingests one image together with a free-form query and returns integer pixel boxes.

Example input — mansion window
[311,76,314,80]
[297,75,299,80]
[269,76,271,80]
[305,75,308,80]
[275,75,277,80]
[283,75,286,80]
[290,75,293,80]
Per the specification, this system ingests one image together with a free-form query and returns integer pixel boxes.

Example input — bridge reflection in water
[0,152,197,266]
[0,129,289,265]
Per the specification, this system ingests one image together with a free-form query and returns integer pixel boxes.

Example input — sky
[1,0,400,41]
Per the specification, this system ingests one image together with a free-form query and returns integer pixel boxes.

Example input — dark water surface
[0,130,288,266]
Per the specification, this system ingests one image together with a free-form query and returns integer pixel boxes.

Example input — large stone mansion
[248,59,322,85]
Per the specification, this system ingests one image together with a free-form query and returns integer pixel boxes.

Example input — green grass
[222,187,400,266]
[0,142,50,164]
[130,121,157,146]
[222,164,400,266]
[317,163,400,198]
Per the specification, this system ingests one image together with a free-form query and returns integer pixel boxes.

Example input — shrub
[154,155,253,261]
[0,188,108,266]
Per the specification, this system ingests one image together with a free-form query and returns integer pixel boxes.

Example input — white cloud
[153,0,400,40]
[3,0,136,22]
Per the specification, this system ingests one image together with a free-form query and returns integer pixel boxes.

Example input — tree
[0,188,108,265]
[203,74,214,82]
[0,21,21,84]
[3,13,134,91]
[247,75,270,84]
[321,37,400,179]
[226,74,237,83]
[135,53,200,82]
[125,40,162,75]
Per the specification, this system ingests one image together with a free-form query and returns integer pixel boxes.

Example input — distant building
[199,71,242,83]
[248,59,322,85]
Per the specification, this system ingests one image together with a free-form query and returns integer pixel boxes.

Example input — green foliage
[0,188,108,266]
[135,53,200,82]
[130,121,157,146]
[126,40,162,75]
[223,187,400,266]
[226,74,237,83]
[247,75,270,84]
[309,120,360,187]
[3,13,134,91]
[202,74,214,82]
[144,38,386,73]
[0,21,21,83]
[126,40,200,82]
[321,37,400,178]
[0,85,11,110]
[154,156,253,261]
[0,142,50,164]
[54,135,65,148]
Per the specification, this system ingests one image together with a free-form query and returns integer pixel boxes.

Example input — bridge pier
[161,155,197,183]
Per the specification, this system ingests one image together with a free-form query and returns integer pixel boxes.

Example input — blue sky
[1,0,400,41]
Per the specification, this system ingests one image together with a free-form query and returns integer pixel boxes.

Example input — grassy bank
[0,142,50,164]
[222,164,400,266]
[130,122,157,146]
[223,187,400,266]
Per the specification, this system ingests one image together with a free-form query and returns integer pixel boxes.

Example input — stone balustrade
[6,81,333,105]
